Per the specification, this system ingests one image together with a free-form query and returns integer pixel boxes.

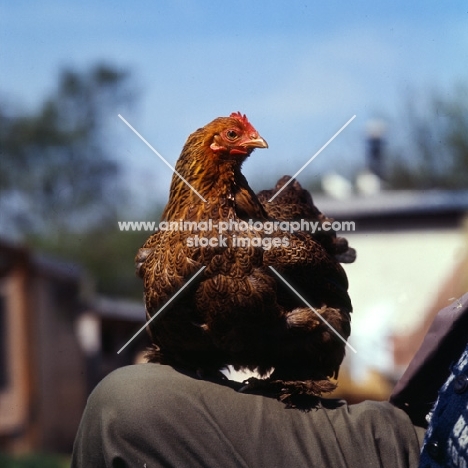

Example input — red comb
[230,112,256,133]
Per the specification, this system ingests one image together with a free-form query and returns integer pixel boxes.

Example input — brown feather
[136,113,354,407]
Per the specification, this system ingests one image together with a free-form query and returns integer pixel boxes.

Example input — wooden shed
[0,240,87,452]
[0,239,147,454]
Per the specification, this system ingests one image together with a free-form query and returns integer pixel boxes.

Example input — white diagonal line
[268,266,357,353]
[268,114,356,202]
[117,266,206,354]
[118,114,207,203]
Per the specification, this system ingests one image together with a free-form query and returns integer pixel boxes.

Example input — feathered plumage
[136,112,354,407]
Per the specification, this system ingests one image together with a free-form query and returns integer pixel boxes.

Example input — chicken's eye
[226,129,239,140]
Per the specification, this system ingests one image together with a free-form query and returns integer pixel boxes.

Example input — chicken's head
[207,112,268,160]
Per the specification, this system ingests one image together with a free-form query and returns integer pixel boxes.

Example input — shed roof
[314,189,468,220]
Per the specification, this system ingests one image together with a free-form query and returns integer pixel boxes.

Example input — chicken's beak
[241,135,269,150]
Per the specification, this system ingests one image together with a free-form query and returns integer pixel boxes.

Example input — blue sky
[1,0,467,209]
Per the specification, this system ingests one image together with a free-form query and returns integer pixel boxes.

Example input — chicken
[257,175,356,263]
[136,112,353,407]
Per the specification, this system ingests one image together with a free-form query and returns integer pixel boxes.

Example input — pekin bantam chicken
[136,112,354,407]
[257,175,356,264]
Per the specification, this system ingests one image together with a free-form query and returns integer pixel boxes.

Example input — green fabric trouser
[71,363,425,468]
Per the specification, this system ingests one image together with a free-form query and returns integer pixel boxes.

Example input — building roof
[314,190,468,219]
[0,238,83,282]
[92,295,145,322]
[32,253,84,282]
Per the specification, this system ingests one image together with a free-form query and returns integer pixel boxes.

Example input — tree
[0,63,153,298]
[0,63,134,238]
[387,84,468,190]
